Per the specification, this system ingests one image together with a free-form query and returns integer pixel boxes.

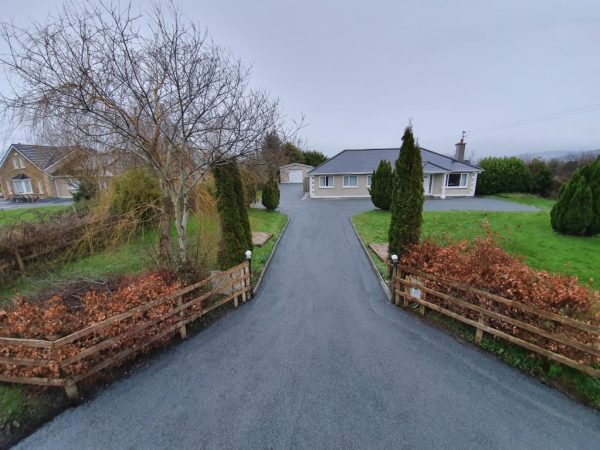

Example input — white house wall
[310,172,479,199]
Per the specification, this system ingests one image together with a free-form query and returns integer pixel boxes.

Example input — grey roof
[10,144,76,170]
[309,148,482,175]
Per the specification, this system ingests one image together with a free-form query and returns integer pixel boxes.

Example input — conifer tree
[583,157,600,235]
[551,171,593,236]
[388,126,424,256]
[262,178,280,210]
[369,160,393,210]
[214,161,253,269]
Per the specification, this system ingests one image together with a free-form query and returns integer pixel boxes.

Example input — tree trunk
[172,189,189,267]
[158,193,173,264]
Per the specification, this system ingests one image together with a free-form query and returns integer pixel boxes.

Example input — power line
[425,102,600,144]
[471,103,600,135]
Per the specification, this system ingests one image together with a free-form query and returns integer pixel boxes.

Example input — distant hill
[516,149,600,161]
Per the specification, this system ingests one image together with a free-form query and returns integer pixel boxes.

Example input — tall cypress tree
[369,160,393,210]
[214,161,253,269]
[388,126,424,256]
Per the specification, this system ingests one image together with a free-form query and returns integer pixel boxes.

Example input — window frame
[366,175,372,188]
[13,179,33,195]
[343,175,358,188]
[445,173,468,188]
[319,175,334,188]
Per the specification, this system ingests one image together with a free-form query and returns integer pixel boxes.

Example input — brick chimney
[454,134,466,161]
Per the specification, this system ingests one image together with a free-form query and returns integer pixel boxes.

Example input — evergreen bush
[262,178,280,210]
[213,161,253,269]
[369,160,393,210]
[551,170,594,236]
[388,126,424,256]
[527,158,554,196]
[476,157,532,195]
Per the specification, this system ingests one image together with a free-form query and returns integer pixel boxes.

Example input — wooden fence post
[176,295,187,340]
[419,291,426,316]
[64,381,80,401]
[241,267,247,303]
[232,273,239,309]
[475,315,484,346]
[14,249,26,273]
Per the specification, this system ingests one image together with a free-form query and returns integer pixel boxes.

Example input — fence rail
[0,261,252,399]
[392,265,600,378]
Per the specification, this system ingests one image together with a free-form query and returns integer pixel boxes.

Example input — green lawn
[352,209,600,290]
[0,205,71,226]
[0,208,287,303]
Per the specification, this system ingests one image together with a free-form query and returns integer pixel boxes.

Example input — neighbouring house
[0,144,80,201]
[0,144,138,201]
[308,139,482,199]
[279,163,314,183]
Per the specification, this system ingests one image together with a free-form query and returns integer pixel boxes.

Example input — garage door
[288,170,304,183]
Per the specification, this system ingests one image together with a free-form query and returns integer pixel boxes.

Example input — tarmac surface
[16,185,599,449]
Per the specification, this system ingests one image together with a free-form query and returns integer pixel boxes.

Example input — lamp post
[390,254,398,304]
[245,250,253,298]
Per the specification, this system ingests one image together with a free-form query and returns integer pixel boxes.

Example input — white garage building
[279,163,314,183]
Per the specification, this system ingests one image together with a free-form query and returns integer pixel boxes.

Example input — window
[12,157,18,169]
[343,175,358,188]
[19,158,25,169]
[13,179,33,194]
[37,180,44,194]
[319,175,334,188]
[446,173,468,188]
[367,175,372,188]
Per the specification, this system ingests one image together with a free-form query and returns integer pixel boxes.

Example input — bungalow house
[0,144,80,200]
[308,140,482,199]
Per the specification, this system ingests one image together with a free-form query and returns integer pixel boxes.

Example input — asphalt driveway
[16,185,599,449]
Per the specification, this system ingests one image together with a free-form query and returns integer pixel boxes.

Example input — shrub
[401,236,595,316]
[476,157,532,195]
[527,158,554,196]
[551,159,599,236]
[109,168,161,224]
[72,178,98,203]
[213,161,252,270]
[262,178,280,211]
[388,126,424,256]
[582,157,600,235]
[400,236,600,365]
[369,160,393,210]
[0,272,181,380]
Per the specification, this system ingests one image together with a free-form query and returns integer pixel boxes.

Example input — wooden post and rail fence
[0,261,252,399]
[389,264,600,378]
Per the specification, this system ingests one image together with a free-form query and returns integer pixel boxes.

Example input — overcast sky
[1,0,599,159]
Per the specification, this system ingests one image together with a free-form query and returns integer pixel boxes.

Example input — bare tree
[0,1,281,265]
